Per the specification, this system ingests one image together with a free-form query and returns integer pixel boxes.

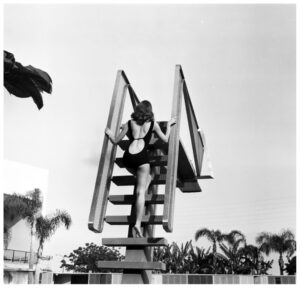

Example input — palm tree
[35,210,72,256]
[239,244,273,275]
[219,237,246,274]
[194,228,228,273]
[225,230,246,246]
[22,189,43,284]
[239,244,261,274]
[156,241,191,273]
[153,243,175,273]
[189,245,216,274]
[4,189,72,283]
[34,210,72,283]
[195,228,227,254]
[172,241,193,273]
[3,189,43,284]
[256,229,296,275]
[153,241,200,274]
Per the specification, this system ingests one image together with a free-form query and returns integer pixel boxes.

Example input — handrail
[163,65,183,232]
[88,70,139,233]
[89,66,211,234]
[4,249,38,263]
[127,84,140,108]
[163,65,213,232]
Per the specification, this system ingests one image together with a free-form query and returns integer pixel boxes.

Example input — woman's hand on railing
[105,128,114,139]
[168,117,177,127]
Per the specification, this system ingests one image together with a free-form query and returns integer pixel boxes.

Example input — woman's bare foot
[133,226,143,238]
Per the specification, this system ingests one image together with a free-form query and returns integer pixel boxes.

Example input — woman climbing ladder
[105,100,176,237]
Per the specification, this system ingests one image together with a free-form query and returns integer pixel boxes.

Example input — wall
[36,273,297,284]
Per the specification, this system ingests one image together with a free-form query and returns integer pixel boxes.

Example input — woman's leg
[134,163,150,237]
[145,171,153,193]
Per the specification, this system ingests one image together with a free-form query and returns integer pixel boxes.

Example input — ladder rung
[96,261,166,271]
[111,174,180,186]
[115,155,168,168]
[108,194,164,205]
[105,215,163,225]
[111,175,201,193]
[102,237,168,247]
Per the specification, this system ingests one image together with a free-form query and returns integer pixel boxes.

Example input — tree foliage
[35,210,72,256]
[3,189,43,249]
[153,228,294,275]
[284,256,296,275]
[4,50,52,110]
[3,189,72,284]
[60,242,125,273]
[256,229,296,275]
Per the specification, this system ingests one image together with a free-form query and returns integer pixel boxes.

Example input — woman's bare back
[128,120,152,154]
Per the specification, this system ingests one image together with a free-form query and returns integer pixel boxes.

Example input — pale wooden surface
[96,261,166,270]
[88,71,128,232]
[108,194,164,205]
[163,65,183,232]
[111,174,180,186]
[105,215,163,225]
[102,237,168,247]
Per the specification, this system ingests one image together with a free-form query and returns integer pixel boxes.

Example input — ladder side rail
[163,65,183,232]
[183,80,204,177]
[127,84,140,108]
[179,67,200,129]
[121,70,140,108]
[88,71,128,232]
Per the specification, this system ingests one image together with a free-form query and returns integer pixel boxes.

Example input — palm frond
[218,242,231,258]
[280,229,295,241]
[35,210,72,242]
[214,252,229,262]
[256,232,271,245]
[195,228,213,241]
[225,230,246,245]
[4,193,29,218]
[4,50,52,110]
[259,242,272,256]
[232,238,246,252]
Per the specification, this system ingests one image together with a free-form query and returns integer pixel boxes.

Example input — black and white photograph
[2,1,297,285]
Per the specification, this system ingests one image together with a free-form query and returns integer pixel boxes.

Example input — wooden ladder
[88,65,213,284]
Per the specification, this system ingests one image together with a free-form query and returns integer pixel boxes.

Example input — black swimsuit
[123,120,154,171]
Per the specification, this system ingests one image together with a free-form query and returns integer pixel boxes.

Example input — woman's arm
[105,122,128,145]
[153,117,176,143]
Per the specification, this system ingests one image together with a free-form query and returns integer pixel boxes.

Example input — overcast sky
[3,4,296,274]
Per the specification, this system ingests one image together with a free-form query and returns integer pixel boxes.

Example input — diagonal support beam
[183,80,204,177]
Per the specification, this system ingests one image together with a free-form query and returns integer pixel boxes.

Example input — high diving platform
[88,65,213,284]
